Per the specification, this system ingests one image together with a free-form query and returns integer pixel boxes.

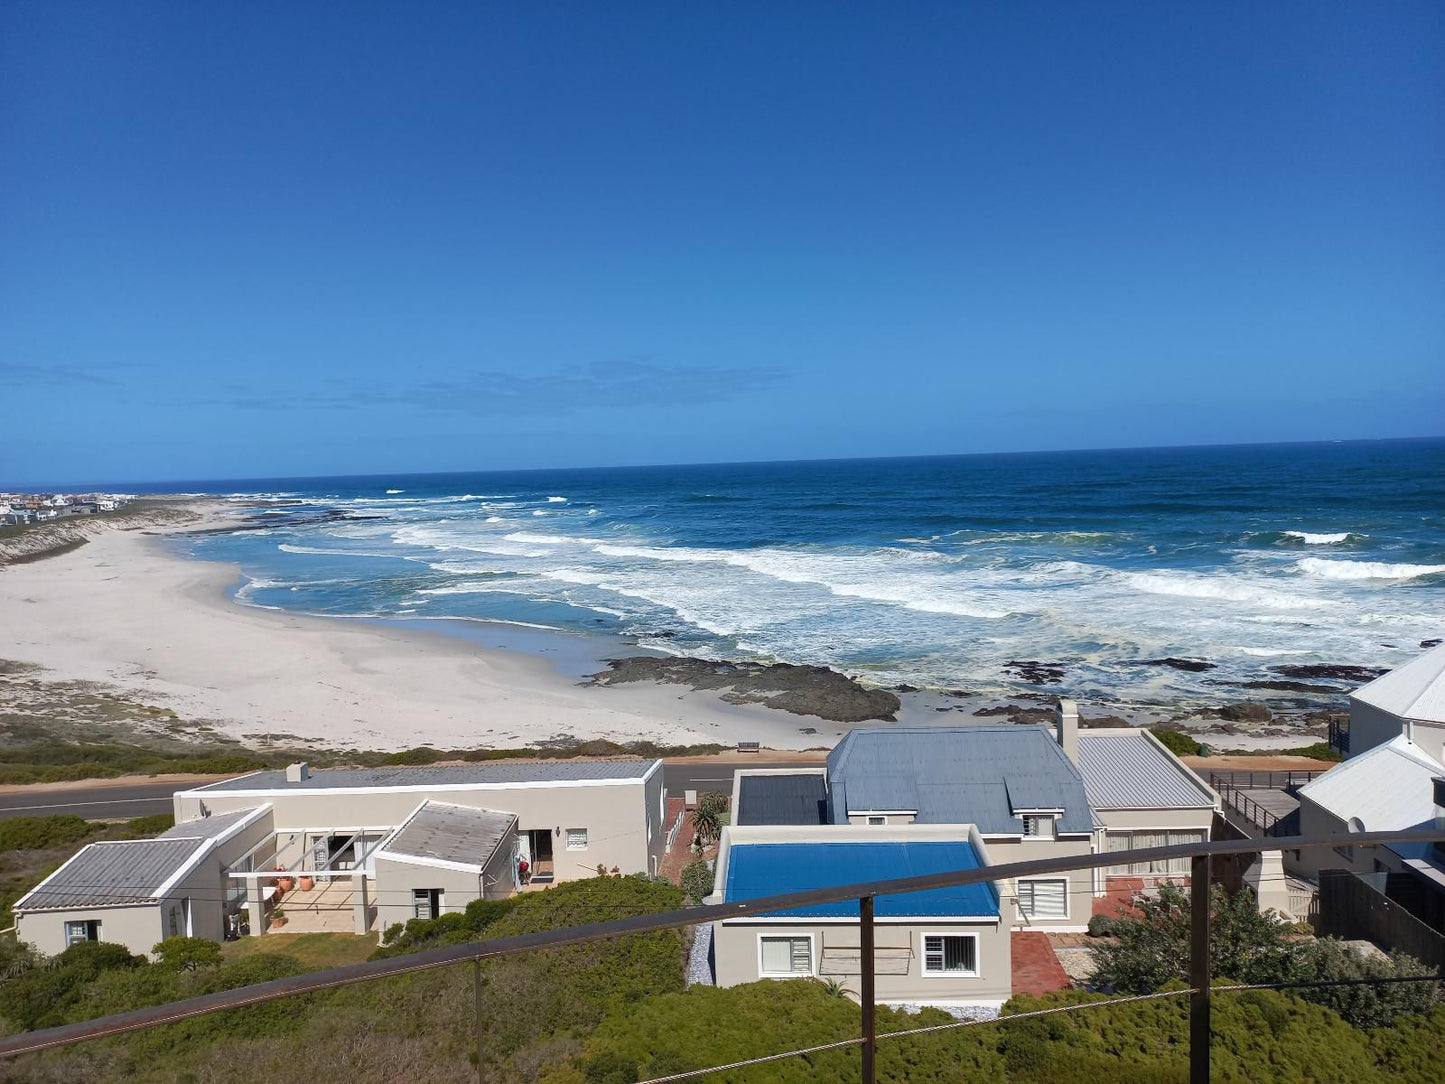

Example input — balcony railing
[1,829,1442,1084]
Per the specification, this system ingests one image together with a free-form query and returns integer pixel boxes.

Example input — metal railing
[1207,769,1327,791]
[1,829,1442,1084]
[1214,779,1289,834]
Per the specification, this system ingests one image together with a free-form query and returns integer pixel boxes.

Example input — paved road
[0,782,181,821]
[0,762,810,821]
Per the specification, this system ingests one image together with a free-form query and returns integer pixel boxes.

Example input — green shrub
[1086,913,1117,938]
[1287,938,1441,1028]
[152,936,223,971]
[0,941,143,1030]
[1148,728,1201,757]
[680,857,714,903]
[1090,884,1294,993]
[1281,742,1344,762]
[123,813,176,836]
[0,814,97,852]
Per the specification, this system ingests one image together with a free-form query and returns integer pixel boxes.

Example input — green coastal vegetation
[1,866,1441,1083]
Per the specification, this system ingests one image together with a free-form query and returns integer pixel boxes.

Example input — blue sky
[2,2,1442,485]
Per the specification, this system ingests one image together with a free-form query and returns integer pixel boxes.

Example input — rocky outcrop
[1140,657,1216,673]
[1004,660,1066,685]
[589,656,901,723]
[1269,663,1388,683]
[1217,702,1272,723]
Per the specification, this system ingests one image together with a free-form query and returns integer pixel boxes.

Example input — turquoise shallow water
[170,439,1445,705]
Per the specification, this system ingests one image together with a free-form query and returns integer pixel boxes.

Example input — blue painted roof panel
[722,841,999,918]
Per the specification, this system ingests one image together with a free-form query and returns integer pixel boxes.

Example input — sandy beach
[0,514,833,753]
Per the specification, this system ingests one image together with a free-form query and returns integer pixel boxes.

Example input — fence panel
[1318,868,1445,968]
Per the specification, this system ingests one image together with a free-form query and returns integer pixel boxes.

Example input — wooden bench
[737,741,761,753]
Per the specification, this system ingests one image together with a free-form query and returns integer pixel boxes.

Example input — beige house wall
[1095,807,1214,832]
[982,836,1093,931]
[16,903,163,958]
[176,767,661,883]
[711,918,1011,1005]
[709,823,1010,1005]
[169,811,276,942]
[373,822,519,932]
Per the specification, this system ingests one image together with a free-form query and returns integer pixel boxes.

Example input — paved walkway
[1093,876,1145,919]
[1011,931,1072,996]
[658,797,696,884]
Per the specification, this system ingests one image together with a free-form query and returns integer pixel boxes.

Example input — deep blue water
[171,439,1445,705]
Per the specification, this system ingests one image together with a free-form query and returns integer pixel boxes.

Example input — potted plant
[298,875,315,892]
[270,907,287,929]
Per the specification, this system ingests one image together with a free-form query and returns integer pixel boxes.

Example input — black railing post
[1190,853,1211,1084]
[860,895,876,1084]
[473,957,484,1084]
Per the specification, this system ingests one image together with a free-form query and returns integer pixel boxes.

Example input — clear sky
[2,2,1442,486]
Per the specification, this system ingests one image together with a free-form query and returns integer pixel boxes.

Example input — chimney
[1404,718,1416,743]
[1054,698,1079,762]
[285,762,309,783]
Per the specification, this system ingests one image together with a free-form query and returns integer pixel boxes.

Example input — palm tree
[691,791,728,848]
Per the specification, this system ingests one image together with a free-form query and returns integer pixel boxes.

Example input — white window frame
[919,932,980,977]
[757,933,815,978]
[565,828,588,851]
[412,888,442,920]
[64,919,100,947]
[1016,877,1069,920]
[1021,815,1055,840]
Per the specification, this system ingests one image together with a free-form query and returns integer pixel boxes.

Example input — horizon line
[10,432,1444,493]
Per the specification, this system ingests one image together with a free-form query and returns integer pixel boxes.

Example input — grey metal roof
[160,806,267,840]
[380,802,516,869]
[1075,733,1215,809]
[826,727,1094,835]
[195,759,656,792]
[736,774,829,826]
[17,839,206,911]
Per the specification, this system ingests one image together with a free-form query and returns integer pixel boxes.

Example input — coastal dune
[0,520,823,753]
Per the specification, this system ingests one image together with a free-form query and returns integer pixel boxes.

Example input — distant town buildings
[0,492,131,526]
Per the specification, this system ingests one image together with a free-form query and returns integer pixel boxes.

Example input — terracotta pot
[298,876,315,892]
[276,876,294,893]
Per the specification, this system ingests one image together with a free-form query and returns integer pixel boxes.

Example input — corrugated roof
[1351,641,1445,723]
[723,841,999,918]
[825,727,1093,835]
[846,775,919,813]
[17,839,207,911]
[736,775,829,826]
[1297,735,1443,833]
[159,806,268,840]
[1075,732,1215,809]
[195,760,656,792]
[380,801,516,869]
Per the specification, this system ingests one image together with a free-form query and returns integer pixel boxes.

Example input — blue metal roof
[722,841,999,919]
[825,726,1094,835]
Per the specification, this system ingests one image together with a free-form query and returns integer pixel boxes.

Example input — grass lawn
[223,931,376,970]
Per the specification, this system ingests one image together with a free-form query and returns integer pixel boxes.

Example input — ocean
[173,439,1445,707]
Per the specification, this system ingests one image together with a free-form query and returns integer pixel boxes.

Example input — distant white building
[1347,641,1445,765]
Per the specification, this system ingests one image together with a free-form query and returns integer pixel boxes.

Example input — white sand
[0,518,825,752]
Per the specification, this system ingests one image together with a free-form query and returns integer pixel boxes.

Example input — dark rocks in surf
[1237,679,1347,695]
[1004,660,1066,685]
[1422,639,1443,649]
[589,656,901,723]
[1140,657,1216,673]
[1216,702,1272,723]
[1269,664,1388,683]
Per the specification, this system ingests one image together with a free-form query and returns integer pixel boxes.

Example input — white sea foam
[1122,571,1337,610]
[532,510,549,517]
[484,516,505,523]
[546,496,567,503]
[1283,531,1353,545]
[386,489,404,494]
[1297,558,1445,581]
[277,543,401,559]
